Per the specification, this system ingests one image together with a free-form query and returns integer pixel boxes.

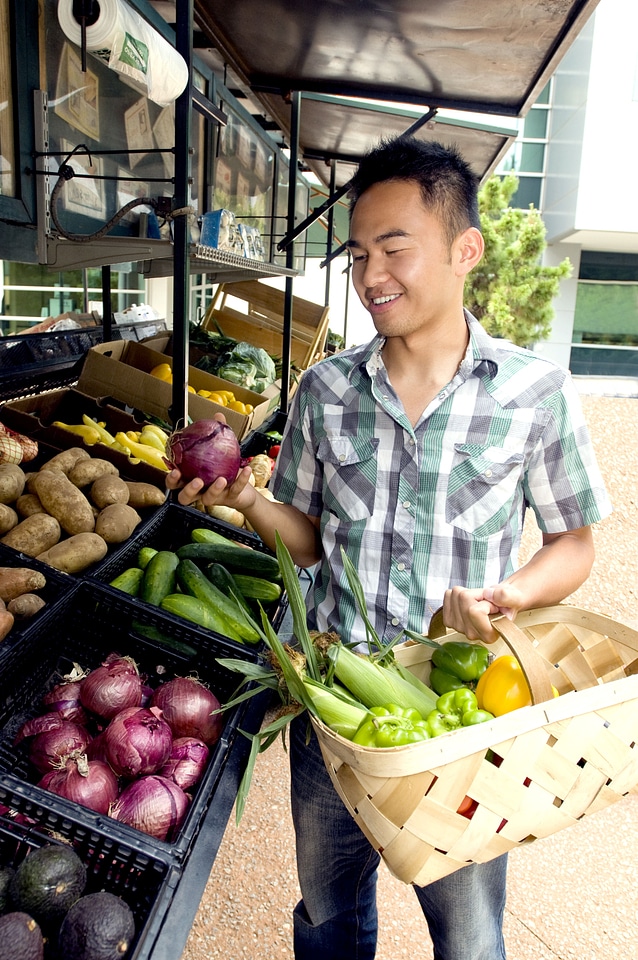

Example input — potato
[0,463,26,504]
[123,481,166,509]
[0,566,46,602]
[0,503,19,535]
[36,532,108,574]
[39,447,90,475]
[67,458,119,488]
[90,475,130,510]
[33,470,95,535]
[15,494,45,518]
[1,513,61,556]
[0,608,14,642]
[7,593,46,620]
[94,503,141,544]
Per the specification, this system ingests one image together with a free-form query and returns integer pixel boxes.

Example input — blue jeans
[290,717,507,960]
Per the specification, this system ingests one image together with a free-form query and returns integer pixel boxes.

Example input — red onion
[103,706,173,779]
[86,730,110,764]
[15,712,75,745]
[150,677,222,745]
[29,721,92,774]
[165,419,241,486]
[42,682,89,725]
[80,656,143,721]
[110,775,189,841]
[158,737,210,790]
[38,754,119,815]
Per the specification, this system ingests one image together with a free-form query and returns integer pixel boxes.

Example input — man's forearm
[242,496,322,569]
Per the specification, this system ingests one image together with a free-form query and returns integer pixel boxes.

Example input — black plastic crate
[0,580,262,862]
[90,500,288,638]
[0,812,176,960]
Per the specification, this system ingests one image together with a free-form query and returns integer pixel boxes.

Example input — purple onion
[158,737,210,790]
[29,721,92,774]
[80,657,143,721]
[165,419,241,486]
[103,706,173,779]
[38,754,119,815]
[42,681,89,725]
[110,775,189,840]
[15,712,76,745]
[150,677,222,746]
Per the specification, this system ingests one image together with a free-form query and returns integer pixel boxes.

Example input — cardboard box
[0,388,169,486]
[78,340,278,439]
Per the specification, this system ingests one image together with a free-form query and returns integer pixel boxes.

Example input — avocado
[0,865,15,912]
[0,911,44,960]
[58,891,136,960]
[9,843,86,931]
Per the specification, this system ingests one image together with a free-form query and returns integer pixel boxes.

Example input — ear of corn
[334,645,437,718]
[302,678,367,739]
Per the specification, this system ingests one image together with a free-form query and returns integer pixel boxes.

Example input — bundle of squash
[0,448,166,577]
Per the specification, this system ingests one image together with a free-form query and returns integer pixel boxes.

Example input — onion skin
[80,657,143,721]
[110,775,189,841]
[150,677,222,746]
[15,712,75,745]
[29,721,92,774]
[165,419,241,486]
[42,682,89,725]
[38,755,119,815]
[158,737,210,790]
[104,706,173,779]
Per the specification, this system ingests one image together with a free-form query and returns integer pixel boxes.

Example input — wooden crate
[202,280,330,371]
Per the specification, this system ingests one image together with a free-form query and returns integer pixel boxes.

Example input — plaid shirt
[271,312,612,646]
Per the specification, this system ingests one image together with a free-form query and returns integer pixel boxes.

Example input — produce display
[52,416,170,472]
[150,363,256,414]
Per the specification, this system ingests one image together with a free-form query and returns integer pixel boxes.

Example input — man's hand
[442,582,525,644]
[166,464,257,512]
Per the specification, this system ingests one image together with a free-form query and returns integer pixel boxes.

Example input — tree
[464,173,572,347]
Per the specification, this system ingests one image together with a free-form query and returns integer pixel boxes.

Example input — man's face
[348,179,464,340]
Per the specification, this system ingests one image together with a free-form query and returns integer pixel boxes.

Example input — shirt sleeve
[270,386,324,518]
[523,377,612,533]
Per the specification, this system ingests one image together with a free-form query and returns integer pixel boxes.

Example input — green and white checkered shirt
[271,312,612,647]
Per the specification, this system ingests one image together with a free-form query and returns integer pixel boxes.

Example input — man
[168,136,611,960]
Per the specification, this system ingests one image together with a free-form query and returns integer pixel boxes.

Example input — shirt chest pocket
[317,436,379,522]
[446,443,525,537]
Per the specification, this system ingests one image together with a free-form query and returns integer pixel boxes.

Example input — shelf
[137,244,298,281]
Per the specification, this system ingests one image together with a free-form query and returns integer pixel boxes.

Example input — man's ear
[455,227,484,276]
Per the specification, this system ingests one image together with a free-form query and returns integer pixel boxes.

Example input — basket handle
[428,606,555,704]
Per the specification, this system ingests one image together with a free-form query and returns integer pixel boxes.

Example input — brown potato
[90,475,130,510]
[67,458,119,489]
[33,471,95,535]
[123,481,166,509]
[36,532,108,574]
[7,593,46,620]
[1,513,61,556]
[0,503,19,535]
[94,503,141,544]
[15,493,45,518]
[0,566,46,602]
[39,447,90,475]
[0,463,26,504]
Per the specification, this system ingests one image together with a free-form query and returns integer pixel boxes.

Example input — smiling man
[167,136,611,959]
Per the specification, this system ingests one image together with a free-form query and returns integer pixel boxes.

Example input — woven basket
[310,605,638,887]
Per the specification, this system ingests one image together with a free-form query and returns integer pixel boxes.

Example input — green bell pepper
[426,689,494,737]
[429,640,490,695]
[352,703,431,748]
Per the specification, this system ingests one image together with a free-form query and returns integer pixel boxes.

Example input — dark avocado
[0,911,44,960]
[58,891,136,960]
[9,844,86,930]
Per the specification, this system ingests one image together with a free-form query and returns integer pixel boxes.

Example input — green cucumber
[109,567,144,597]
[176,541,280,580]
[160,593,245,643]
[132,620,197,658]
[138,546,159,570]
[140,550,180,606]
[177,559,260,643]
[231,574,282,604]
[191,528,239,546]
[207,563,254,615]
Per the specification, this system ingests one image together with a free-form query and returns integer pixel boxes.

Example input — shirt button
[408,438,415,446]
[338,454,346,462]
[485,469,493,477]
[402,500,411,509]
[391,617,400,626]
[397,562,405,571]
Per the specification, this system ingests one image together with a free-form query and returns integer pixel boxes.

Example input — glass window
[574,281,638,345]
[509,176,542,210]
[522,109,548,140]
[519,142,546,173]
[0,0,15,197]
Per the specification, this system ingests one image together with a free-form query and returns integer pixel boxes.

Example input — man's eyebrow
[346,229,410,249]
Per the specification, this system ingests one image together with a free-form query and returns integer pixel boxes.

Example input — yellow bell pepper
[476,655,559,716]
[209,392,228,406]
[228,400,248,414]
[150,362,173,382]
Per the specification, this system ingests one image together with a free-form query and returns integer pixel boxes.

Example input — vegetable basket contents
[222,534,638,887]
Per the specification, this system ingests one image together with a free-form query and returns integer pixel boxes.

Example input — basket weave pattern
[311,606,638,887]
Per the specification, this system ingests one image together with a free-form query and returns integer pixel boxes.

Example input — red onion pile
[165,419,241,486]
[15,654,225,842]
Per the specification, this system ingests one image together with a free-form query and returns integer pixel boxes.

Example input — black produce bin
[0,813,176,960]
[90,500,288,640]
[0,580,265,863]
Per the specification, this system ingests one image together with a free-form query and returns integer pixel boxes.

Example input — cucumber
[140,550,180,606]
[177,559,261,643]
[132,620,197,658]
[176,541,280,580]
[191,528,239,546]
[109,566,144,596]
[160,593,245,643]
[207,563,254,615]
[231,574,282,604]
[138,546,159,570]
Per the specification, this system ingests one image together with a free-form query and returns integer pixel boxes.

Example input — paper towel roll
[57,0,188,107]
